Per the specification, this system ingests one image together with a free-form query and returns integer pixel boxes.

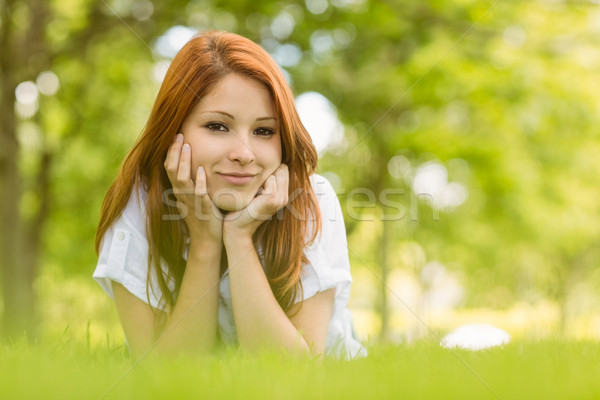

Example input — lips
[217,172,257,186]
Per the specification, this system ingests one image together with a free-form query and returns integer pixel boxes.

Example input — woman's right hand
[164,133,223,244]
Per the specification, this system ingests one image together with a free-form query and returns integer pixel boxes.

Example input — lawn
[2,337,599,399]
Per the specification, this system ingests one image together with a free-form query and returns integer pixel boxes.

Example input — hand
[223,164,289,240]
[164,134,223,244]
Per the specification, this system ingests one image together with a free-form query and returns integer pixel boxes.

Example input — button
[117,231,125,241]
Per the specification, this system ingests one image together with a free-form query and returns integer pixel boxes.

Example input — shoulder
[93,183,167,309]
[301,173,351,297]
[95,183,149,253]
[309,173,342,225]
[309,173,337,202]
[96,183,150,258]
[119,183,149,236]
[306,171,344,229]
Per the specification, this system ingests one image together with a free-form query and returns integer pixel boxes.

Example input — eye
[205,122,228,132]
[254,127,275,137]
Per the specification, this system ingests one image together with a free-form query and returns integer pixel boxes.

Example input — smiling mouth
[217,173,257,186]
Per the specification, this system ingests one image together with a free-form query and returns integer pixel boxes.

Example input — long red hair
[95,31,320,314]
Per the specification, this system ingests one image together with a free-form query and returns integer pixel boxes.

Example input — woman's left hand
[223,163,289,240]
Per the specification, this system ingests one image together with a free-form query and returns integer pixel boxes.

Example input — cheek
[261,139,283,171]
[188,145,213,179]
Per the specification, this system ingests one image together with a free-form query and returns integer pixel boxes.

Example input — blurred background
[2,0,600,347]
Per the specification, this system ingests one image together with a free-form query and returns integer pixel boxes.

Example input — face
[180,73,282,212]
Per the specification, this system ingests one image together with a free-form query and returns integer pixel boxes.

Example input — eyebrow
[199,110,277,121]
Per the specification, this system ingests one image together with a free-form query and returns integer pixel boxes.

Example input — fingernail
[175,134,183,142]
[182,143,190,152]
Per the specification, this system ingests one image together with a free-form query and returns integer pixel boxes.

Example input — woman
[93,31,366,360]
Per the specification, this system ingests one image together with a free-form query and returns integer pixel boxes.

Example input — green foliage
[311,0,600,311]
[10,0,600,336]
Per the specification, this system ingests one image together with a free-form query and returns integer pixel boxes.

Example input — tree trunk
[0,74,35,338]
[0,0,144,340]
[0,0,38,339]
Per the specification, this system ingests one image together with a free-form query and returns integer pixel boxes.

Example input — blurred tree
[3,0,600,343]
[1,0,58,339]
[0,0,191,338]
[311,0,600,339]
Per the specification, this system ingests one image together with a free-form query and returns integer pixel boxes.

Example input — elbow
[128,332,216,358]
[306,341,326,361]
[290,342,326,361]
[155,335,216,357]
[238,333,312,358]
[279,336,325,360]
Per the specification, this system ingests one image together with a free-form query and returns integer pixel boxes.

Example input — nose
[227,133,255,166]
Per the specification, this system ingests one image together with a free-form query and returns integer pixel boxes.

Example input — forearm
[225,235,310,356]
[155,240,222,355]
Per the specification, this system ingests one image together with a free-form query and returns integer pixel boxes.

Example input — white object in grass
[440,324,510,350]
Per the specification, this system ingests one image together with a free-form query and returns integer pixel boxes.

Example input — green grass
[2,337,599,399]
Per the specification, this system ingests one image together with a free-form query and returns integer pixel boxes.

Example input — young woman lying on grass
[93,31,366,360]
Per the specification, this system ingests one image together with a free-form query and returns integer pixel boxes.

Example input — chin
[211,192,255,212]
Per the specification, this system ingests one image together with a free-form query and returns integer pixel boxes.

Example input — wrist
[188,236,223,257]
[222,227,254,248]
[186,218,223,243]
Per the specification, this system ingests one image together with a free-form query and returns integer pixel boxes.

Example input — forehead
[193,73,276,117]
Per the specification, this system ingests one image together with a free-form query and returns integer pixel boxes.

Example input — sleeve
[92,186,167,310]
[300,174,353,304]
[299,175,368,359]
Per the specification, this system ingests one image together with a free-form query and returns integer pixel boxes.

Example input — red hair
[95,31,320,314]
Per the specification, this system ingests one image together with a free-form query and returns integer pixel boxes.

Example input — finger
[277,163,289,174]
[195,166,208,197]
[164,134,184,181]
[274,164,289,204]
[194,166,211,220]
[176,143,192,185]
[274,163,289,185]
[263,175,277,199]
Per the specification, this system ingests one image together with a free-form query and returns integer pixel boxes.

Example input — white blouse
[93,174,367,359]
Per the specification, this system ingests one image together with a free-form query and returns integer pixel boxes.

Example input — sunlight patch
[440,324,510,350]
